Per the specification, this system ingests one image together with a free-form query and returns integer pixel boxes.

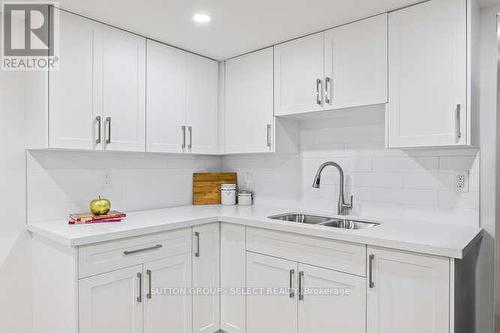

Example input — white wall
[0,13,34,333]
[0,56,33,333]
[26,151,221,222]
[223,105,480,227]
[478,4,500,333]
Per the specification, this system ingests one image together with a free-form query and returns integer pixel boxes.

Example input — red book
[68,211,126,224]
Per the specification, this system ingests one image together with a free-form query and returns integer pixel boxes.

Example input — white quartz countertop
[27,205,482,259]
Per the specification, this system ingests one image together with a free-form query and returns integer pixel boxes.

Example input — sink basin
[319,219,379,229]
[267,213,332,224]
[268,213,379,230]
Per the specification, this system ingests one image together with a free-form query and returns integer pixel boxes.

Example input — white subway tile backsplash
[221,107,480,228]
[351,172,404,189]
[26,151,222,222]
[372,156,439,173]
[26,106,480,228]
[403,173,451,190]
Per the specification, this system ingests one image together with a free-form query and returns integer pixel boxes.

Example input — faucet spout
[312,161,353,215]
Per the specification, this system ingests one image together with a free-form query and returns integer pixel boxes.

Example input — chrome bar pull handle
[325,77,331,105]
[95,116,102,144]
[455,104,462,141]
[298,271,304,300]
[105,117,111,144]
[181,125,186,149]
[123,244,163,255]
[188,126,193,149]
[194,231,200,257]
[266,124,272,148]
[369,254,375,288]
[137,272,143,303]
[289,269,295,298]
[146,269,152,299]
[316,79,322,105]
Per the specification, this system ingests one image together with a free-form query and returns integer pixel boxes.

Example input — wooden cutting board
[193,172,237,205]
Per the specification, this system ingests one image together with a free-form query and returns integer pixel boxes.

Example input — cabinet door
[246,252,297,333]
[297,264,366,333]
[274,33,324,116]
[192,223,220,333]
[186,53,219,154]
[49,10,99,150]
[225,48,274,154]
[387,0,467,147]
[79,265,143,333]
[146,40,187,153]
[220,224,246,333]
[367,247,450,333]
[99,26,146,152]
[324,14,387,110]
[144,255,192,333]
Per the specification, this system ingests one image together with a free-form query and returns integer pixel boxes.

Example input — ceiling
[17,0,498,60]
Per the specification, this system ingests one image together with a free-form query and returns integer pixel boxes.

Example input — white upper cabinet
[49,10,146,152]
[274,33,324,116]
[324,14,387,110]
[100,26,146,152]
[186,53,219,154]
[367,247,450,333]
[274,15,388,117]
[49,10,98,150]
[146,41,218,154]
[387,0,468,147]
[224,48,274,154]
[146,41,187,153]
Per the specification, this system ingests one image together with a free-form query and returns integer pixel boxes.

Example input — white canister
[238,191,253,206]
[221,184,237,205]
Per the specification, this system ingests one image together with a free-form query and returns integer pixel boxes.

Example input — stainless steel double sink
[268,213,379,230]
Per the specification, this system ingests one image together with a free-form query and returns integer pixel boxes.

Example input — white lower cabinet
[79,265,144,333]
[144,255,192,333]
[367,246,450,333]
[246,252,298,333]
[192,223,221,333]
[34,224,472,333]
[246,252,366,333]
[298,264,366,333]
[220,224,246,333]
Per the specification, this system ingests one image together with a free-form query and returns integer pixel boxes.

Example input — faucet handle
[344,195,354,210]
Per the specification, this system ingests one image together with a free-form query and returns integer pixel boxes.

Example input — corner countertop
[27,205,482,259]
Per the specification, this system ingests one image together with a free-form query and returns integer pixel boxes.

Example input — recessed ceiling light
[192,13,211,24]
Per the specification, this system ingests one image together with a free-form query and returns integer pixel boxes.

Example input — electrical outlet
[454,171,469,193]
[104,172,112,186]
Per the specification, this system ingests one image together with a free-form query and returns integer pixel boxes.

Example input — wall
[479,4,500,333]
[26,151,221,222]
[223,105,480,227]
[0,15,33,333]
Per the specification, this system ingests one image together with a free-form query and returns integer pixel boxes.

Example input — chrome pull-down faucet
[312,161,353,215]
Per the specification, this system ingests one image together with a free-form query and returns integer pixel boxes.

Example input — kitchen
[0,0,498,332]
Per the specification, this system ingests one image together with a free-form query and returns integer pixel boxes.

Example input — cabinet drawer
[246,227,366,276]
[79,228,191,278]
